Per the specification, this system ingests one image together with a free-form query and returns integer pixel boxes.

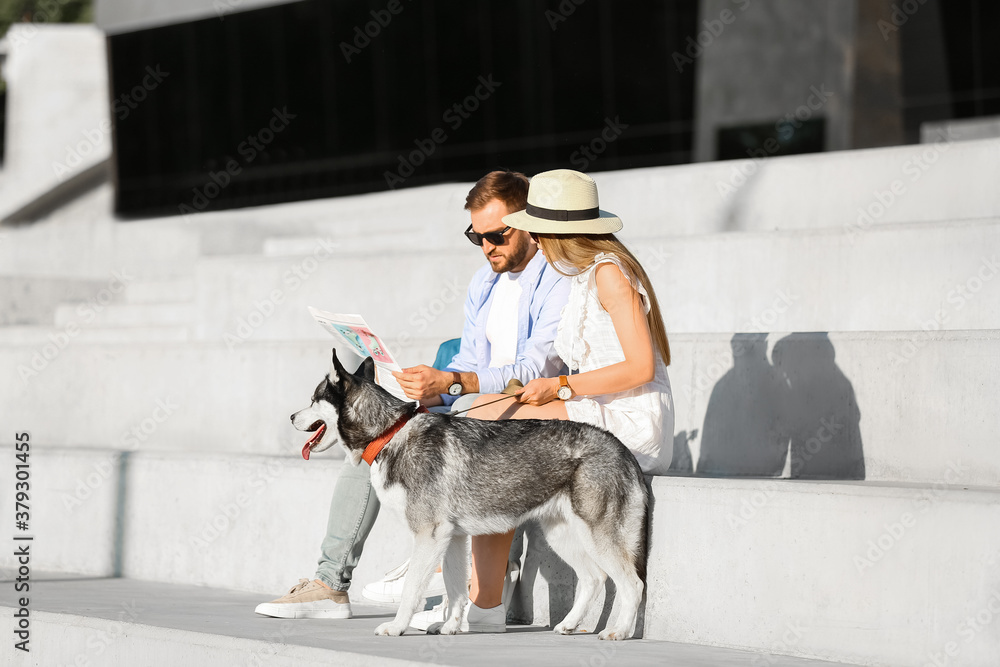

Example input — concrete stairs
[2,332,998,482]
[179,217,1000,345]
[0,447,994,665]
[1,138,999,665]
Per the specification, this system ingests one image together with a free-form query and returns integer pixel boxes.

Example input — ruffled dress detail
[554,253,674,474]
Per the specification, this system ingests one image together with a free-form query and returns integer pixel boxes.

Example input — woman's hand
[515,377,560,406]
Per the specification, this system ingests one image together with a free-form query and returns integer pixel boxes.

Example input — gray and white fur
[291,349,649,640]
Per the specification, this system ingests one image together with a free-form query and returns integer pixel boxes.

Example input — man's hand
[391,365,449,401]
[515,377,560,406]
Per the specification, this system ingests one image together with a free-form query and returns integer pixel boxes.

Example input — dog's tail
[635,473,651,584]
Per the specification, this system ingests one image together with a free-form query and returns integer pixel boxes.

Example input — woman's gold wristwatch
[557,375,573,400]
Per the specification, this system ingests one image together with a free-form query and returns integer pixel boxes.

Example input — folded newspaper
[308,307,414,403]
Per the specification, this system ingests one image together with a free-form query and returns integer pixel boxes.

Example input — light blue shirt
[443,250,570,403]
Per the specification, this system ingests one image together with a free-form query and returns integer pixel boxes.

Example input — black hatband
[525,203,600,222]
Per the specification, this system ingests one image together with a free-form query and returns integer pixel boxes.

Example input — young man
[255,170,569,628]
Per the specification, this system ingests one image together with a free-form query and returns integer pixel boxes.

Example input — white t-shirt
[485,270,523,368]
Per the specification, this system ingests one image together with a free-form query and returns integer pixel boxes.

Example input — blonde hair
[536,233,671,366]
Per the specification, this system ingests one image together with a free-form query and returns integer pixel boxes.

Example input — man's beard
[490,234,530,273]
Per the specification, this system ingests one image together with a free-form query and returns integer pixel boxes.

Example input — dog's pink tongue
[302,423,326,461]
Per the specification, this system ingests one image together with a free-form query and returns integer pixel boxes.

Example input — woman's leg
[467,394,569,607]
[466,393,570,421]
[469,530,515,607]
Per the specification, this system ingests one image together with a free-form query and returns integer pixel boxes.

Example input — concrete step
[648,218,1000,334]
[53,301,195,328]
[0,578,856,667]
[0,276,111,326]
[23,138,1000,244]
[600,137,1000,235]
[0,324,190,344]
[644,476,1000,667]
[190,219,1000,342]
[176,181,471,256]
[191,249,473,344]
[260,227,468,257]
[1,330,997,487]
[0,207,199,280]
[0,448,991,666]
[123,278,197,305]
[0,339,436,457]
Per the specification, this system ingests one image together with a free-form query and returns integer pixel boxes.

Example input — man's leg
[427,393,480,415]
[255,460,379,619]
[316,458,381,590]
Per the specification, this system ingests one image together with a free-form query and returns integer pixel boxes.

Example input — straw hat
[503,169,622,234]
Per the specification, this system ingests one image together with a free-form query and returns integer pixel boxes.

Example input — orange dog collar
[361,406,429,465]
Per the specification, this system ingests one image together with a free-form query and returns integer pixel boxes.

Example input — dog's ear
[330,348,349,383]
[356,356,376,382]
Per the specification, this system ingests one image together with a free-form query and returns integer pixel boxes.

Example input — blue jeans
[314,394,480,590]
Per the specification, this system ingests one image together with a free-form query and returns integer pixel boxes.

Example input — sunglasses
[464,224,512,246]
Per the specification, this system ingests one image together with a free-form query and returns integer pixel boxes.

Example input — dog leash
[447,379,523,416]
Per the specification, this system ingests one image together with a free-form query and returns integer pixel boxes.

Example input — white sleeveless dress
[554,253,674,475]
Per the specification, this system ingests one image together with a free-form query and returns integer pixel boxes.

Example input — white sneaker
[464,602,507,633]
[411,600,506,633]
[362,560,447,604]
[409,600,449,631]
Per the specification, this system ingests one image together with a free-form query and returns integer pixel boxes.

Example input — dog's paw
[598,627,629,641]
[426,617,462,635]
[438,618,462,635]
[553,622,578,635]
[374,622,406,636]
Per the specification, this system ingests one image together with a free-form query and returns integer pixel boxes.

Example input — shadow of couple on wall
[692,332,865,479]
[508,332,865,632]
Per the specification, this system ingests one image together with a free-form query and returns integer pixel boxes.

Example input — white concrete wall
[0,447,410,599]
[644,476,1000,666]
[669,330,1000,487]
[0,25,109,219]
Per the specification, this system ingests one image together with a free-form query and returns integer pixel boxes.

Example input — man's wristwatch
[447,372,463,396]
[557,375,573,401]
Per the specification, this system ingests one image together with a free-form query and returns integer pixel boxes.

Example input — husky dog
[292,349,649,640]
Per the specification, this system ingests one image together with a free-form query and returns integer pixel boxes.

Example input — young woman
[457,168,674,631]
